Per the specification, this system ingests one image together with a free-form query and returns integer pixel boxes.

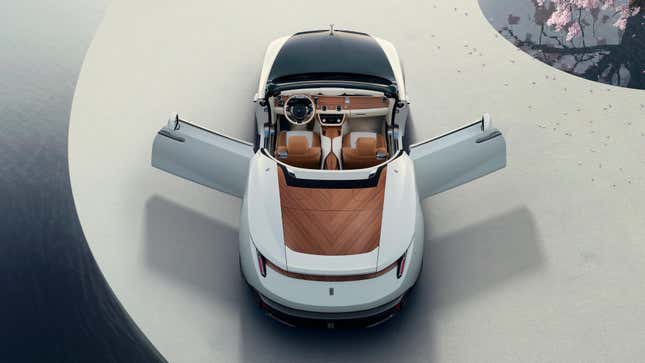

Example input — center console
[318,113,345,126]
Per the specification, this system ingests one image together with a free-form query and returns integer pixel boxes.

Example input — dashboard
[274,94,390,126]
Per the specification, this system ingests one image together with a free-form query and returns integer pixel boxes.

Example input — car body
[151,29,507,328]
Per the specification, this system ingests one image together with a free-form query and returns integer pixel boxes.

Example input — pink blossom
[537,0,639,38]
[566,22,582,40]
[613,17,627,30]
[547,6,572,31]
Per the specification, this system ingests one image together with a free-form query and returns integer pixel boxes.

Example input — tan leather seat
[342,132,388,169]
[275,131,321,169]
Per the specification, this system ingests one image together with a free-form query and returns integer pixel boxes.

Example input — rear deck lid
[277,166,387,275]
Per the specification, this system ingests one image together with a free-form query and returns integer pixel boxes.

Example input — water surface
[479,0,645,89]
[0,2,165,361]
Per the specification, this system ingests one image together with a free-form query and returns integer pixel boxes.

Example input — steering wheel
[284,95,315,125]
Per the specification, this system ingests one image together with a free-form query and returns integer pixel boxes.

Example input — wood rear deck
[278,167,387,256]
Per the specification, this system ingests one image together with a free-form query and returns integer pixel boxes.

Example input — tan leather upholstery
[324,153,339,170]
[287,136,308,154]
[342,133,388,169]
[356,138,376,155]
[275,131,321,169]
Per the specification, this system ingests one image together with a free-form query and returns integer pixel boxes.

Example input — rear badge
[329,287,334,296]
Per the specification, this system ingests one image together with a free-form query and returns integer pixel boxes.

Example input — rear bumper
[240,233,422,314]
[255,289,407,328]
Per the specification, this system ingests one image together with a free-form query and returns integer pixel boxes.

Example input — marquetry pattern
[266,259,397,281]
[316,95,388,110]
[278,168,387,255]
[345,96,389,110]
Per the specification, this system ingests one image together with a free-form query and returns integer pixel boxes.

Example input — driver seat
[275,131,321,169]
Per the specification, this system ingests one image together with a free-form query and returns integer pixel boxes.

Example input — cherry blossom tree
[497,0,645,88]
[537,0,641,40]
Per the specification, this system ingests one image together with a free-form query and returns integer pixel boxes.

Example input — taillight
[396,254,406,279]
[257,250,267,277]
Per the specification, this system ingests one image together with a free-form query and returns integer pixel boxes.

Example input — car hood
[268,30,396,85]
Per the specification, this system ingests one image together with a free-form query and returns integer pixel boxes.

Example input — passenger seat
[275,131,321,169]
[342,132,388,169]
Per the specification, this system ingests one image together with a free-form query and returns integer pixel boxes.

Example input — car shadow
[239,206,544,363]
[143,195,543,362]
[143,195,245,309]
[424,206,544,309]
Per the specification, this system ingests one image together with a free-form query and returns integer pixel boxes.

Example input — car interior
[265,88,398,170]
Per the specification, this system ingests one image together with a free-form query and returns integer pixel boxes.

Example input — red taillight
[396,254,406,279]
[257,251,267,277]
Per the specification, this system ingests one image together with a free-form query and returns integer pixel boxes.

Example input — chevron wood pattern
[278,167,387,255]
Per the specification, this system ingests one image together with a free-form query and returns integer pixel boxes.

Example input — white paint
[285,246,379,276]
[410,118,507,198]
[256,35,289,97]
[373,36,408,101]
[246,154,286,269]
[377,154,420,270]
[331,135,343,169]
[242,233,423,313]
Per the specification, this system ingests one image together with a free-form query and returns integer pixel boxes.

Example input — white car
[151,29,506,328]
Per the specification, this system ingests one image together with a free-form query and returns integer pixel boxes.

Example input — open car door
[152,113,254,198]
[409,114,506,199]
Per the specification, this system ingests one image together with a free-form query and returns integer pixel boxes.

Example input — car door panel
[409,114,506,199]
[152,114,254,197]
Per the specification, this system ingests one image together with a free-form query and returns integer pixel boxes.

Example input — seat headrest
[287,136,309,154]
[286,131,313,147]
[349,132,376,148]
[356,137,377,156]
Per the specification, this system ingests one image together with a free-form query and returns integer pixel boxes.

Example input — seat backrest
[342,132,388,169]
[287,136,309,154]
[275,131,321,169]
[284,130,314,147]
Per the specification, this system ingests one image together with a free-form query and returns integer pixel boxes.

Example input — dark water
[0,2,165,362]
[479,0,645,89]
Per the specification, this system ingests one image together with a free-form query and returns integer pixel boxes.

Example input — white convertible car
[152,29,506,328]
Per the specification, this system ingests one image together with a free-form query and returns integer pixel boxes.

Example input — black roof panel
[267,30,396,86]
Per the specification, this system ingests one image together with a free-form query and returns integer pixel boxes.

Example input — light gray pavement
[69,0,645,362]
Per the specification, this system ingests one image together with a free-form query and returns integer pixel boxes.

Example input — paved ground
[69,0,645,362]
